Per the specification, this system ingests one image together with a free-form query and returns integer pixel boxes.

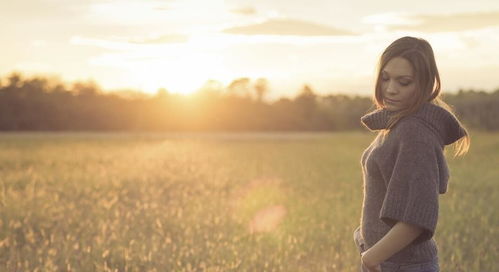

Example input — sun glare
[125,34,248,96]
[132,58,231,96]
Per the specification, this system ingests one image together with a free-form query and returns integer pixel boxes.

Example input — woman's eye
[399,81,411,86]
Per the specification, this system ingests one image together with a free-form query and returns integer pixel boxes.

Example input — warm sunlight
[131,57,213,96]
[2,1,499,270]
[3,0,499,99]
[87,36,239,95]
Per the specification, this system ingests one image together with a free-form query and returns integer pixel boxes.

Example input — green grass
[0,131,497,271]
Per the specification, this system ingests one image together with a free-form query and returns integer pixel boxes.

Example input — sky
[2,0,499,102]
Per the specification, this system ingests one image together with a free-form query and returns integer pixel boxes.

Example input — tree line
[1,72,498,131]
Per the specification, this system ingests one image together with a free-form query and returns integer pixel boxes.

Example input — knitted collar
[361,102,466,145]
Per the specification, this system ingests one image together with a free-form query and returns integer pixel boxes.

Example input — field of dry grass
[0,131,497,271]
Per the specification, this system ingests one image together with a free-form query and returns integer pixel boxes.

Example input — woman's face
[380,57,417,111]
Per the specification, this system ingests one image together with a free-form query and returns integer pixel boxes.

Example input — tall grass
[0,131,497,271]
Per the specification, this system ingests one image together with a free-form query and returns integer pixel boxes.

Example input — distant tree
[227,77,251,98]
[295,84,317,121]
[155,88,170,99]
[198,79,224,98]
[1,71,498,131]
[72,80,101,96]
[254,78,269,103]
[271,97,296,130]
[7,72,23,88]
[113,89,150,100]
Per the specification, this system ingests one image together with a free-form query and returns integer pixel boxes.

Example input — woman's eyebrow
[382,70,413,78]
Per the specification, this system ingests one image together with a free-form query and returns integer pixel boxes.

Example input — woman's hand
[361,251,382,272]
[359,221,423,271]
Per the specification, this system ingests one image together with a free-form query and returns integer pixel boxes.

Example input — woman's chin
[383,104,399,111]
[383,100,409,111]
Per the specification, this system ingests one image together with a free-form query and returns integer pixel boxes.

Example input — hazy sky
[3,0,499,101]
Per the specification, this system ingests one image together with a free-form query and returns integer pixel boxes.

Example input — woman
[353,36,470,272]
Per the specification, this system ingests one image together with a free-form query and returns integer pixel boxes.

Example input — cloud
[230,6,257,16]
[362,12,418,26]
[70,33,189,50]
[0,0,86,21]
[86,0,177,26]
[222,18,355,36]
[70,36,140,51]
[14,62,54,72]
[129,34,189,44]
[370,11,499,32]
[153,4,172,11]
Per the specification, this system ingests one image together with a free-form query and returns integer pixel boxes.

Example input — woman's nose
[385,80,398,94]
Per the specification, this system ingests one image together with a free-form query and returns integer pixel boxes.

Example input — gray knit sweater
[358,102,466,263]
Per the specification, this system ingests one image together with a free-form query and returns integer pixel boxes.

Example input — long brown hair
[373,36,470,156]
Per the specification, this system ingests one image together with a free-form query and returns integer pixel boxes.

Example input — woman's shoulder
[391,116,442,145]
[396,102,466,146]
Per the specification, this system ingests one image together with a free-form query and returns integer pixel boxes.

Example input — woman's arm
[361,221,424,268]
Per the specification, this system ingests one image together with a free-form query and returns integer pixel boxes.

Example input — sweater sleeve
[379,139,442,245]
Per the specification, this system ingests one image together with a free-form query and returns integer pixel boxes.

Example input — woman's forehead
[382,57,414,78]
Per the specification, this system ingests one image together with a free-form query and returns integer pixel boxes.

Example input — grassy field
[0,131,497,271]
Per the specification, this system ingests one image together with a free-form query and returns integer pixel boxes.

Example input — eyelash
[381,77,412,86]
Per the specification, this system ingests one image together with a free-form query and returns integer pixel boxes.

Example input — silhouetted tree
[254,78,269,103]
[227,77,251,99]
[0,72,498,132]
[295,84,317,129]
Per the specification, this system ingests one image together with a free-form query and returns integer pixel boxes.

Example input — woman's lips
[384,98,400,104]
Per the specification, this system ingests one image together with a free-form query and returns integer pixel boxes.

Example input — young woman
[353,36,470,272]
